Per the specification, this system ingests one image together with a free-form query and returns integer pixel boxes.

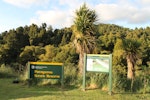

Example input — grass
[0,78,150,100]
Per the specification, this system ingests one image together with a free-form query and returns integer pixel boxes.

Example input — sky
[0,0,150,33]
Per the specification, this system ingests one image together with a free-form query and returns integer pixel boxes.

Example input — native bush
[0,64,17,78]
[112,64,150,93]
[64,63,78,85]
[85,72,109,89]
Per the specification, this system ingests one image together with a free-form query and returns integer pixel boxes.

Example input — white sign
[86,55,110,72]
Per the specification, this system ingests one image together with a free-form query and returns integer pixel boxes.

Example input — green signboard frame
[28,62,64,87]
[83,54,112,95]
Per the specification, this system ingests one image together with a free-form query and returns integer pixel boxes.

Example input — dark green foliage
[53,44,79,64]
[19,46,45,65]
[60,28,73,46]
[113,74,130,92]
[39,45,59,62]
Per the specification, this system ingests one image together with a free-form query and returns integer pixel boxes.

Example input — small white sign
[86,55,110,72]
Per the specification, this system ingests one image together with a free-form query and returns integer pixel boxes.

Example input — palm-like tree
[122,39,141,79]
[73,3,98,74]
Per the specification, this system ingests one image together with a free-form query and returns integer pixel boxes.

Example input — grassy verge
[0,78,150,100]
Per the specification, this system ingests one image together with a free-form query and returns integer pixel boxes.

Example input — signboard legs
[61,64,64,89]
[108,54,112,95]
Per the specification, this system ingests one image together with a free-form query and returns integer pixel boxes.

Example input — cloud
[59,0,81,8]
[29,0,84,29]
[30,9,73,28]
[138,0,150,5]
[4,0,150,30]
[95,1,150,24]
[30,0,150,29]
[3,0,50,8]
[29,0,98,29]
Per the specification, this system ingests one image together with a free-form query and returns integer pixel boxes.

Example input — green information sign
[83,54,112,95]
[28,62,64,87]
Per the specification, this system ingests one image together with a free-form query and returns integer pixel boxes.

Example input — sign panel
[86,54,110,73]
[83,54,112,95]
[28,62,63,79]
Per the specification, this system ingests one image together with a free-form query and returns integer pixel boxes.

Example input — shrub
[84,72,109,89]
[64,63,78,85]
[0,64,17,78]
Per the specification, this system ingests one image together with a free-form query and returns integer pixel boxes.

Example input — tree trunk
[78,51,84,74]
[74,39,85,74]
[127,55,135,79]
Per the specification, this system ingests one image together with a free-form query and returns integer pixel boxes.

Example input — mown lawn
[0,78,149,100]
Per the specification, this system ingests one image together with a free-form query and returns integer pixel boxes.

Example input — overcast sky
[0,0,150,33]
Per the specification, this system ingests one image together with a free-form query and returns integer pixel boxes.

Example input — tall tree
[122,39,141,79]
[73,3,98,73]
